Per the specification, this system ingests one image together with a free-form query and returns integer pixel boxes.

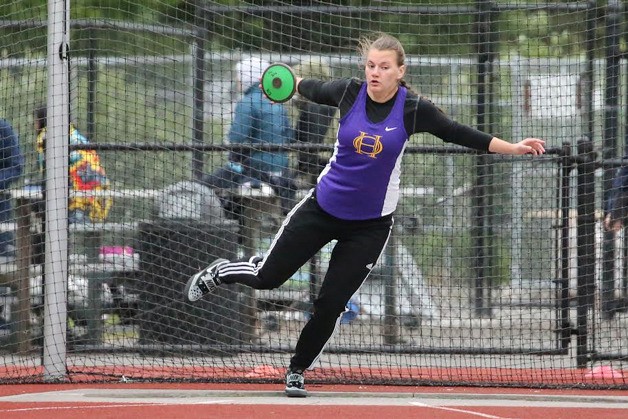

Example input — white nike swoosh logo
[385,127,397,132]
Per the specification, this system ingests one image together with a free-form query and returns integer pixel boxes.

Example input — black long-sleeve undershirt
[298,77,493,152]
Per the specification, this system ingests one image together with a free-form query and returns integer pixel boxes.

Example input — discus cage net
[0,0,627,388]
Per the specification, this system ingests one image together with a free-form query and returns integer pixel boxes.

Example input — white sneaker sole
[184,258,228,302]
[285,386,308,397]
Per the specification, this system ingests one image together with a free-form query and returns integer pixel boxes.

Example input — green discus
[261,63,297,103]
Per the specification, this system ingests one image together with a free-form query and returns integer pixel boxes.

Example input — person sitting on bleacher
[0,118,24,258]
[34,106,112,223]
[604,165,628,232]
[201,55,296,217]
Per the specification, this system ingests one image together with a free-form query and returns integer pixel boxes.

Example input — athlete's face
[364,48,405,102]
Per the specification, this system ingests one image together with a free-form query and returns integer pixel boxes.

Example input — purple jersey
[316,83,409,220]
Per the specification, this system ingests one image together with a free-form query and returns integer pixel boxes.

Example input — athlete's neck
[367,86,399,103]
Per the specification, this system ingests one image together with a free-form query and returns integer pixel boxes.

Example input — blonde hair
[357,32,411,89]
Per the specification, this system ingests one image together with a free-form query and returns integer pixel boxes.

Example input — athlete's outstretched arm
[488,137,546,156]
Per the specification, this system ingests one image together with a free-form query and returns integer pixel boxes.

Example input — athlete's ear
[397,64,406,81]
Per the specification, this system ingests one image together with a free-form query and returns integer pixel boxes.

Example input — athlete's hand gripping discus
[261,63,297,103]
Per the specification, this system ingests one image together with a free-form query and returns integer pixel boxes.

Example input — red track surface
[2,365,627,386]
[1,383,627,419]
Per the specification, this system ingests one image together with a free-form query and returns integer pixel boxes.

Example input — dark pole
[576,139,596,367]
[558,143,573,350]
[473,0,497,318]
[192,3,210,181]
[582,1,596,139]
[622,1,628,304]
[86,37,97,140]
[601,0,622,320]
[382,236,399,344]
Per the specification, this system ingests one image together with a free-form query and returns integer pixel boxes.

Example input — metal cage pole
[576,139,597,367]
[472,0,498,317]
[192,2,210,181]
[42,0,70,381]
[601,0,622,321]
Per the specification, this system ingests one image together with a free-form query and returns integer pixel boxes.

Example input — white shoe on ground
[284,369,308,397]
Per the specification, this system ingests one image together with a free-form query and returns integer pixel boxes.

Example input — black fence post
[473,0,498,318]
[382,233,399,345]
[581,0,597,139]
[576,139,596,367]
[601,0,622,320]
[192,2,210,181]
[556,142,573,350]
[86,37,97,141]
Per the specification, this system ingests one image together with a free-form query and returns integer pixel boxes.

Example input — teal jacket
[228,85,291,174]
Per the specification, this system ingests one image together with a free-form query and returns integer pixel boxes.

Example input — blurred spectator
[34,106,112,223]
[604,166,628,232]
[0,118,24,258]
[201,55,295,216]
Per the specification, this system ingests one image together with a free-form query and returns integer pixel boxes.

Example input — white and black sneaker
[184,258,229,302]
[285,369,307,397]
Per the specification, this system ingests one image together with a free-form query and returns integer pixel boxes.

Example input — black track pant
[217,190,393,371]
